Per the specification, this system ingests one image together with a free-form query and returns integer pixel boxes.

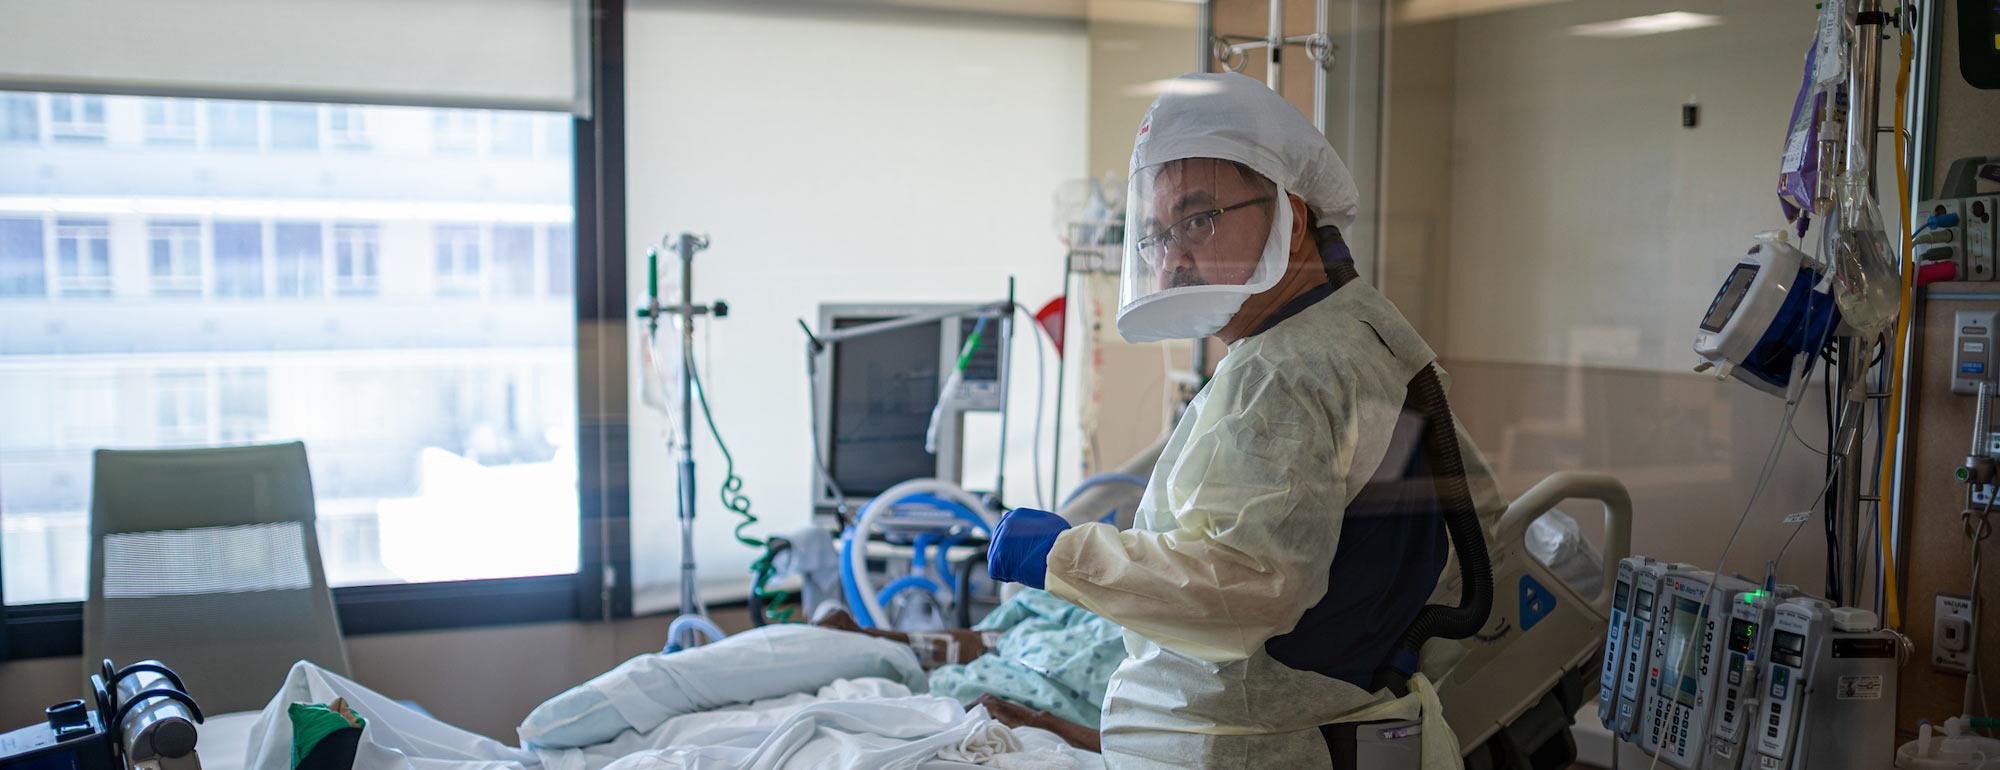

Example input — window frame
[325,106,372,151]
[48,94,107,144]
[331,223,381,297]
[142,99,199,146]
[433,223,486,298]
[1,0,631,660]
[54,218,113,297]
[0,216,48,296]
[1,93,40,144]
[145,219,205,296]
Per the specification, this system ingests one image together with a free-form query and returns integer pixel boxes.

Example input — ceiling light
[1569,11,1723,38]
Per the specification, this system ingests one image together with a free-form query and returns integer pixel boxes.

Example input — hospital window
[492,224,535,297]
[546,224,573,296]
[1,93,38,143]
[269,104,320,151]
[152,370,211,446]
[143,98,199,146]
[327,107,371,151]
[432,112,481,154]
[274,222,324,297]
[434,224,483,297]
[147,219,205,297]
[213,220,265,298]
[206,101,261,149]
[218,369,269,444]
[2,88,585,636]
[489,113,535,156]
[54,218,112,298]
[332,223,381,297]
[48,94,105,144]
[0,218,47,297]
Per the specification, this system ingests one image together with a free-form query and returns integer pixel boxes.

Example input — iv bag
[1828,171,1899,338]
[1052,176,1125,249]
[640,317,686,432]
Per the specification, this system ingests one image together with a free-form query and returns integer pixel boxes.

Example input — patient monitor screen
[958,317,1002,384]
[1664,596,1703,705]
[829,316,942,497]
[1701,264,1759,333]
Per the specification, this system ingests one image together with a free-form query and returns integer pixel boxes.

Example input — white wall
[1386,0,1855,599]
[623,4,1089,612]
[1441,0,1815,372]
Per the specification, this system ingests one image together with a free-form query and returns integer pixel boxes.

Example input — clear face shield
[1117,157,1292,343]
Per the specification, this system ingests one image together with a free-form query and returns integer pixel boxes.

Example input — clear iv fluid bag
[1829,172,1899,337]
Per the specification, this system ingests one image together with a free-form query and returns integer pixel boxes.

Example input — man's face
[1141,158,1275,290]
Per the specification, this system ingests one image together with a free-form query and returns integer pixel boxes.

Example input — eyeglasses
[1134,197,1274,267]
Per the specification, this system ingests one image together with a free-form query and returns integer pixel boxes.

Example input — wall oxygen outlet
[1934,594,1976,674]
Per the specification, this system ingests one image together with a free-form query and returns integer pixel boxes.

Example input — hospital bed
[170,464,1617,770]
[188,625,1102,770]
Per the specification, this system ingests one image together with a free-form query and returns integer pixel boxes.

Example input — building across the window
[147,220,204,297]
[55,218,112,298]
[49,95,106,144]
[143,99,198,146]
[0,92,580,606]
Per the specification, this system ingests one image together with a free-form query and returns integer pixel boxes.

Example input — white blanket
[520,625,927,750]
[238,663,1097,770]
[541,679,1093,770]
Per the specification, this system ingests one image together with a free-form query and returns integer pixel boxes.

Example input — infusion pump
[1595,560,1897,770]
[1693,233,1840,399]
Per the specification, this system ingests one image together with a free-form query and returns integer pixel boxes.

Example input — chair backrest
[85,441,350,714]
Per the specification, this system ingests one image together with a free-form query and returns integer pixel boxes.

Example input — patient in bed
[815,587,1124,752]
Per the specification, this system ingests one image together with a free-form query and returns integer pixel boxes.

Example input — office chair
[85,441,351,714]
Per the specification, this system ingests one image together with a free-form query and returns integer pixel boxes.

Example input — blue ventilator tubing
[839,491,992,629]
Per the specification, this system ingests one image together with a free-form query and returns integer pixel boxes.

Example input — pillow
[516,624,925,749]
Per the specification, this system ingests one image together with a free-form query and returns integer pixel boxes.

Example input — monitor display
[1772,630,1806,669]
[959,317,1002,384]
[1664,596,1704,705]
[1613,579,1631,613]
[1728,617,1757,654]
[828,316,941,498]
[1701,263,1759,333]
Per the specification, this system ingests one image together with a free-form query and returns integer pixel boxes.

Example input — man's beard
[1166,265,1207,289]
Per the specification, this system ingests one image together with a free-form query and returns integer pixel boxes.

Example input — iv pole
[1833,0,1887,611]
[637,233,728,625]
[1191,0,1336,392]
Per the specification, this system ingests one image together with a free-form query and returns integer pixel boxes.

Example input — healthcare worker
[987,72,1506,768]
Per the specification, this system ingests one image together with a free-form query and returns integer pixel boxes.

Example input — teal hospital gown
[925,588,1127,728]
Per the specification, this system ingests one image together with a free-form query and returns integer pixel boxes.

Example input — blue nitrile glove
[986,508,1070,590]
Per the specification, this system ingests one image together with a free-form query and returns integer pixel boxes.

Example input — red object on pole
[1034,297,1066,355]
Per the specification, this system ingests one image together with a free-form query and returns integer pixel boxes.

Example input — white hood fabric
[1115,72,1360,343]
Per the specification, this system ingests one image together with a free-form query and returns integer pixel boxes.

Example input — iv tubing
[1873,10,1914,630]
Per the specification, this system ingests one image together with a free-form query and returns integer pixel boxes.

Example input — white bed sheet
[194,710,263,770]
[223,662,1098,770]
[540,678,1094,770]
